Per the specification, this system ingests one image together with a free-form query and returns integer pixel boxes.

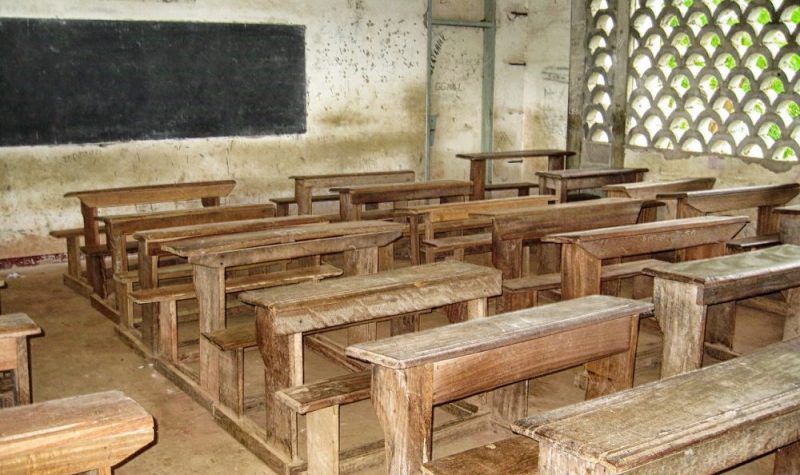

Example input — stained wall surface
[0,0,429,259]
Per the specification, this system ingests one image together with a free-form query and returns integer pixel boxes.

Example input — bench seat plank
[0,390,153,474]
[241,261,501,335]
[346,295,652,370]
[422,233,492,252]
[422,436,539,475]
[277,370,371,414]
[332,180,473,205]
[130,264,342,304]
[727,232,780,251]
[504,258,666,293]
[513,338,800,474]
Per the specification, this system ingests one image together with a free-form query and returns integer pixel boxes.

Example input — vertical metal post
[482,0,496,185]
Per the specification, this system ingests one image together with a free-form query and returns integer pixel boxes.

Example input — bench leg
[372,365,434,475]
[704,301,737,358]
[379,244,394,271]
[656,279,706,378]
[390,313,420,336]
[445,248,465,262]
[585,316,639,399]
[157,301,178,363]
[344,247,378,346]
[66,235,82,279]
[632,274,652,299]
[219,348,244,417]
[307,405,340,475]
[13,338,31,405]
[115,279,135,329]
[774,441,800,474]
[499,290,537,313]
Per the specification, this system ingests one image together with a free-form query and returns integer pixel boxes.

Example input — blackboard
[0,18,306,146]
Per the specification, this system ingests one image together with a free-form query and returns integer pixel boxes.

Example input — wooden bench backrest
[0,390,153,474]
[65,179,236,208]
[660,183,800,214]
[603,177,716,199]
[346,295,651,404]
[240,261,501,335]
[291,170,415,192]
[544,215,748,259]
[514,338,800,474]
[491,198,643,241]
[333,180,473,205]
[398,195,556,223]
[134,215,327,255]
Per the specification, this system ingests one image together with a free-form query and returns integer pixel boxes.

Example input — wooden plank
[65,179,236,208]
[0,313,41,339]
[240,262,502,335]
[276,370,371,414]
[331,180,473,205]
[422,436,538,475]
[665,183,800,213]
[99,203,275,235]
[603,177,716,199]
[397,195,556,222]
[513,338,800,474]
[0,390,153,474]
[346,295,651,370]
[644,244,800,305]
[544,215,748,259]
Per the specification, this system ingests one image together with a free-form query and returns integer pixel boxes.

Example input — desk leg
[14,338,31,405]
[339,194,360,221]
[494,237,523,313]
[195,265,226,402]
[256,312,303,460]
[296,183,312,215]
[782,215,800,340]
[470,160,486,201]
[408,216,420,265]
[585,316,638,399]
[372,365,434,475]
[547,154,565,171]
[560,245,601,301]
[656,278,706,378]
[82,203,105,297]
[556,182,569,204]
[138,248,159,352]
[344,247,378,345]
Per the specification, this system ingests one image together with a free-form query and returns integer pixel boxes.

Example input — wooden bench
[273,170,416,215]
[126,215,328,349]
[346,295,652,474]
[656,183,800,253]
[537,168,648,203]
[603,176,716,220]
[512,338,800,474]
[94,203,276,321]
[483,198,644,301]
[162,220,405,412]
[0,390,154,474]
[645,244,800,377]
[332,180,473,221]
[502,258,665,310]
[240,261,502,463]
[456,149,575,201]
[396,195,556,264]
[49,225,106,296]
[64,180,237,298]
[0,313,41,407]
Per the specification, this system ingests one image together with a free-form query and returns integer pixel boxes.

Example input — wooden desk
[395,195,556,264]
[512,338,800,475]
[657,183,800,245]
[287,170,415,215]
[476,198,644,280]
[603,177,716,220]
[0,313,41,406]
[162,220,404,401]
[332,180,473,221]
[130,215,327,349]
[240,261,501,462]
[537,168,648,203]
[65,180,236,298]
[0,390,154,474]
[645,244,800,377]
[347,295,652,475]
[456,149,575,201]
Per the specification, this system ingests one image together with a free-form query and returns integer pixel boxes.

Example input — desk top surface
[536,167,648,179]
[455,149,575,160]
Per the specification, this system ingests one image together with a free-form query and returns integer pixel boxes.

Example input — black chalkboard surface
[0,18,306,146]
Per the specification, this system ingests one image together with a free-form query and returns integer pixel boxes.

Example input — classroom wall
[0,0,576,261]
[0,0,428,260]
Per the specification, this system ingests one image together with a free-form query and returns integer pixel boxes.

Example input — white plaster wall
[0,0,428,258]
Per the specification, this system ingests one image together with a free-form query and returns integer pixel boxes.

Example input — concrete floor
[0,262,783,474]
